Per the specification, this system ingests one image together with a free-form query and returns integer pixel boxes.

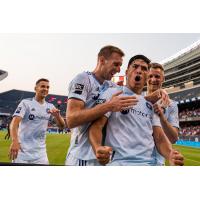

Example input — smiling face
[126,59,149,94]
[147,67,164,92]
[100,52,123,80]
[35,80,49,99]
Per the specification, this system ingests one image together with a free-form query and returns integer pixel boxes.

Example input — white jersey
[154,100,179,165]
[66,71,117,161]
[99,86,161,166]
[13,98,55,161]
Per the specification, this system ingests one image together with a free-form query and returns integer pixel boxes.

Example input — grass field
[1,130,200,166]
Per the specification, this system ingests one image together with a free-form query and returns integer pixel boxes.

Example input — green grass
[0,130,71,165]
[1,130,200,166]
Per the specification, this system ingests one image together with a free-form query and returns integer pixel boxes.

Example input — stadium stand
[0,89,68,132]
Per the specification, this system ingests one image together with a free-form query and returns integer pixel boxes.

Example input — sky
[0,33,200,95]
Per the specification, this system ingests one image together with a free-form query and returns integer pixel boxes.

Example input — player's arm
[49,108,65,129]
[153,126,184,166]
[89,116,112,165]
[9,116,22,160]
[145,89,170,106]
[153,103,178,143]
[66,92,138,128]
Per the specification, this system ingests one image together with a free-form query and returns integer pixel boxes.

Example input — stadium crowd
[179,108,200,119]
[179,125,200,136]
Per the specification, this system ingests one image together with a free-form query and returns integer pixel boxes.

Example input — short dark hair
[35,78,49,85]
[149,62,164,71]
[128,55,151,68]
[98,45,125,59]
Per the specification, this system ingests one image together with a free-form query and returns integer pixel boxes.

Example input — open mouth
[135,76,141,82]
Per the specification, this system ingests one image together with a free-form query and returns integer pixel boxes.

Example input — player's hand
[169,150,184,166]
[109,91,138,112]
[153,103,165,118]
[9,141,21,160]
[49,108,61,118]
[145,89,170,106]
[95,146,112,165]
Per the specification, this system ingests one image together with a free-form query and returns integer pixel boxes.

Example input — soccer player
[89,55,184,166]
[9,78,65,165]
[147,62,179,165]
[65,45,138,166]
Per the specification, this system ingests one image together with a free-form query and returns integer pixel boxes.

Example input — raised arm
[153,103,178,143]
[66,91,138,128]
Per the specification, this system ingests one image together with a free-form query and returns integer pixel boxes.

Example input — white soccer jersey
[99,86,161,166]
[66,71,117,162]
[154,100,179,165]
[13,98,55,161]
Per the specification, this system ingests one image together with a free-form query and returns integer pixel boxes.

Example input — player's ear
[99,56,105,65]
[34,86,37,91]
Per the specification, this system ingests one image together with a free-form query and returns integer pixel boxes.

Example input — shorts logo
[146,102,152,110]
[120,109,130,115]
[74,83,84,95]
[96,98,106,105]
[15,107,22,114]
[28,114,35,120]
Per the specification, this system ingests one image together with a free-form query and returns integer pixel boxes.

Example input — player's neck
[92,70,104,84]
[126,84,142,95]
[35,95,45,104]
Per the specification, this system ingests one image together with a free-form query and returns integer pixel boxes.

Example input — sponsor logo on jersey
[121,109,130,115]
[146,102,153,110]
[15,107,22,114]
[96,98,106,105]
[121,108,152,119]
[28,114,35,120]
[74,83,84,95]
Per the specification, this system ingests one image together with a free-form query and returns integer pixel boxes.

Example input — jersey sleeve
[67,72,90,103]
[13,100,27,118]
[96,88,118,119]
[152,113,161,127]
[168,101,179,129]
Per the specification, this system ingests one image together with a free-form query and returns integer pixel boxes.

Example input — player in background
[9,78,65,165]
[147,62,179,165]
[89,55,184,166]
[65,45,138,166]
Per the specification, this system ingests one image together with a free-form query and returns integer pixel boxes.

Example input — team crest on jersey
[28,114,35,120]
[96,98,106,105]
[15,106,22,114]
[120,109,130,115]
[146,102,152,110]
[74,83,84,95]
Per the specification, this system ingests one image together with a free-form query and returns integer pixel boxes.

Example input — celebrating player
[147,62,179,165]
[9,78,65,164]
[89,55,184,166]
[65,45,138,166]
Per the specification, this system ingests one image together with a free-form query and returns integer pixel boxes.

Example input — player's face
[147,68,164,92]
[126,59,149,91]
[35,81,50,98]
[101,52,123,80]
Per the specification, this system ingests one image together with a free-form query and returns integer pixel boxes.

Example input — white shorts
[65,153,101,166]
[13,154,49,165]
